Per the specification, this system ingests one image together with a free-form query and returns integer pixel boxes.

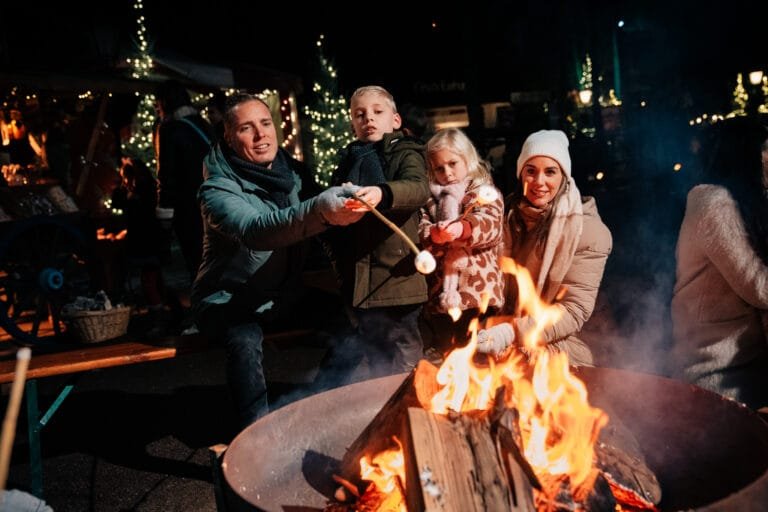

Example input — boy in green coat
[324,86,430,379]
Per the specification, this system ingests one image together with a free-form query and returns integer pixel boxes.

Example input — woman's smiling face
[521,156,564,207]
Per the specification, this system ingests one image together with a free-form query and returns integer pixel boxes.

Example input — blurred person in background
[154,80,214,282]
[670,117,768,408]
[111,156,171,338]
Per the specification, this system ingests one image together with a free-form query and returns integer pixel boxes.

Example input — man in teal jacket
[192,94,361,431]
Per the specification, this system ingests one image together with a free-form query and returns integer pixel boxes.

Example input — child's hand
[430,221,463,244]
[346,186,382,212]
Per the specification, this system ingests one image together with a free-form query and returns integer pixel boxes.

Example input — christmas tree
[303,35,354,187]
[121,0,156,168]
[729,73,748,117]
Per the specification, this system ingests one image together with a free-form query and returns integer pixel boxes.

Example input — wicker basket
[64,306,132,343]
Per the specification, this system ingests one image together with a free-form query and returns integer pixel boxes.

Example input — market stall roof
[0,69,155,95]
[1,50,302,97]
[149,50,303,93]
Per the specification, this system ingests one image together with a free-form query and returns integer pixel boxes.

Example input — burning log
[593,405,662,510]
[402,406,536,511]
[341,360,440,479]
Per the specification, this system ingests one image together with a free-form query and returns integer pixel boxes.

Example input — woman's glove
[476,323,515,357]
[315,186,364,226]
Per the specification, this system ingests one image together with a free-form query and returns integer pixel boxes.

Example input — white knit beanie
[516,130,571,178]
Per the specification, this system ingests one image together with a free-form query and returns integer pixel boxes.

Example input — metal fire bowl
[222,367,768,511]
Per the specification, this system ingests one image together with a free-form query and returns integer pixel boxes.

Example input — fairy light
[121,0,157,168]
[303,35,354,187]
[729,73,748,117]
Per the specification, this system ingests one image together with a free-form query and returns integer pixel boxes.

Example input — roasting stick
[352,193,420,256]
[0,348,31,490]
[455,185,500,224]
[351,193,436,274]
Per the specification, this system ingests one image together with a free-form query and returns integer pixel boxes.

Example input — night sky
[1,0,765,110]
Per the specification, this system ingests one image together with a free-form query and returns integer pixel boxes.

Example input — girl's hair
[700,117,768,263]
[120,157,157,201]
[426,128,493,185]
[350,86,397,113]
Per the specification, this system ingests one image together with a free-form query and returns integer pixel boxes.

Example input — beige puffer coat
[671,184,768,407]
[505,197,612,365]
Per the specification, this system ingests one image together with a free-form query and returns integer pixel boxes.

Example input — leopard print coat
[419,181,505,314]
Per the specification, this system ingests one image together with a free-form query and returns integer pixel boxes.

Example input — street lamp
[578,89,593,105]
[749,70,764,86]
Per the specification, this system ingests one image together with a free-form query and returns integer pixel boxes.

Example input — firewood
[402,407,536,511]
[490,388,542,492]
[341,360,440,479]
[594,404,662,508]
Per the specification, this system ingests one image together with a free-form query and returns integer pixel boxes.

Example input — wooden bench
[0,328,313,499]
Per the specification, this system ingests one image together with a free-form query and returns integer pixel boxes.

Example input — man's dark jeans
[194,302,267,431]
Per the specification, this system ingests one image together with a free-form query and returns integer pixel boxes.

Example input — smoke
[588,163,691,376]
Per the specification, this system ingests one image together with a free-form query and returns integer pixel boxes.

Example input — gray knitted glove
[341,183,362,196]
[315,186,364,226]
[476,323,515,357]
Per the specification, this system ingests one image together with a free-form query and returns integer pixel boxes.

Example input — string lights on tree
[729,73,748,117]
[121,0,156,168]
[303,35,354,187]
[578,53,594,106]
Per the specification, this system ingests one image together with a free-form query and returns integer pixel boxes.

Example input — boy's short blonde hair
[350,86,398,113]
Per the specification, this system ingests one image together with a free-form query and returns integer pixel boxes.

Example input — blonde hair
[426,128,493,185]
[350,85,398,113]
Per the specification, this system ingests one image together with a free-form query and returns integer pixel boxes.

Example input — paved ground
[3,321,342,512]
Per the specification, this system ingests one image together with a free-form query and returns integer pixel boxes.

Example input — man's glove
[476,323,515,357]
[315,186,364,226]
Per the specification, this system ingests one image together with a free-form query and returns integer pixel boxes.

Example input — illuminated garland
[121,0,156,168]
[730,73,748,117]
[303,35,354,187]
[579,53,593,91]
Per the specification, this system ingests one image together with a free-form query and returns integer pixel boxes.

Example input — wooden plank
[0,328,316,384]
[404,407,519,512]
[0,334,208,383]
[341,360,440,478]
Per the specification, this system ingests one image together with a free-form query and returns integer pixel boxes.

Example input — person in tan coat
[476,130,612,366]
[671,118,768,408]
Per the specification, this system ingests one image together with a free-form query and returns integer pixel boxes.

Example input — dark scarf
[226,148,295,207]
[341,141,386,186]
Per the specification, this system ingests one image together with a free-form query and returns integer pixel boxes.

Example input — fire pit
[221,366,768,511]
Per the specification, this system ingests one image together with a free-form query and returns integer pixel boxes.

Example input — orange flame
[432,256,608,491]
[359,436,407,511]
[360,256,608,506]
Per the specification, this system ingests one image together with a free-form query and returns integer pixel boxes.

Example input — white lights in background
[578,89,593,105]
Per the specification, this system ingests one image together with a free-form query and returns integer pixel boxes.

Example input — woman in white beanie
[476,129,612,365]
